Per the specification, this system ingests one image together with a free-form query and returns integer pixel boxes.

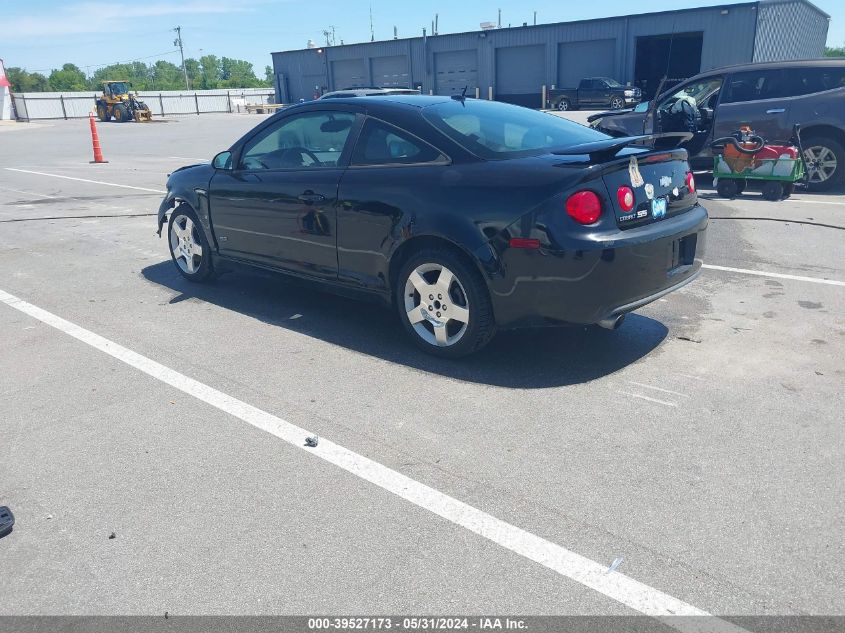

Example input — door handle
[297,191,325,203]
[766,108,786,114]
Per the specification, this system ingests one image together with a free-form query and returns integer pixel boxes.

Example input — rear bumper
[482,204,708,329]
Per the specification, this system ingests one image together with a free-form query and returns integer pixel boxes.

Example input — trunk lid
[552,135,697,229]
[600,149,697,229]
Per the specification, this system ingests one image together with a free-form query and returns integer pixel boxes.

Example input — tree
[184,58,202,89]
[150,60,184,90]
[825,45,845,57]
[199,54,221,89]
[6,67,50,92]
[265,65,274,85]
[220,57,262,88]
[48,63,87,91]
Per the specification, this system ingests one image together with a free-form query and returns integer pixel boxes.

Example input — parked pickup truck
[548,77,642,111]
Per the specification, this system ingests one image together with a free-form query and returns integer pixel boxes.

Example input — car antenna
[646,18,676,138]
[451,85,468,102]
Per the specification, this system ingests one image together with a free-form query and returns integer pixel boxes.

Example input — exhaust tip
[598,314,626,330]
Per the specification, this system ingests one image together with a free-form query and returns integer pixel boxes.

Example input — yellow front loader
[95,81,153,122]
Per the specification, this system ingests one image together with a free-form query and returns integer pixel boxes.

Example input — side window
[239,111,356,170]
[723,70,785,103]
[783,67,845,97]
[351,119,445,166]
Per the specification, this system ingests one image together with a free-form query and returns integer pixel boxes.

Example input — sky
[2,0,843,75]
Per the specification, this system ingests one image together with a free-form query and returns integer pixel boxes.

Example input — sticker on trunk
[628,157,644,188]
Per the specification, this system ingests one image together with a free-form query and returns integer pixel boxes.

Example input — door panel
[210,169,342,278]
[208,110,358,279]
[713,98,792,144]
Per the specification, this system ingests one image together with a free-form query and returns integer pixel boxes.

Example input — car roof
[311,94,454,108]
[695,58,845,77]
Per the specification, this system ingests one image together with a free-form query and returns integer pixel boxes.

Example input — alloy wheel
[169,214,203,275]
[804,145,837,184]
[558,100,569,111]
[610,97,624,109]
[404,263,470,347]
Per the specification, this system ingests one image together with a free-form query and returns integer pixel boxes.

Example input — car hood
[587,108,636,123]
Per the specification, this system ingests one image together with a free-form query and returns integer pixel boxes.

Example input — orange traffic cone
[88,112,108,164]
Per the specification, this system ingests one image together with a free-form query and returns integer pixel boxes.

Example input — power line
[27,49,180,74]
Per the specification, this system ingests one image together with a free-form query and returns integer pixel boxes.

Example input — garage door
[332,59,367,90]
[434,50,478,96]
[371,55,410,88]
[557,39,616,88]
[496,45,545,107]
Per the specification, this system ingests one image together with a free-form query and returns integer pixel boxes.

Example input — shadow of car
[141,260,669,389]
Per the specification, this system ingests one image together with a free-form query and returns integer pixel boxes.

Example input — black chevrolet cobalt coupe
[157,95,707,357]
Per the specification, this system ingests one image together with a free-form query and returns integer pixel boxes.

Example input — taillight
[686,172,696,194]
[565,190,602,225]
[616,186,635,212]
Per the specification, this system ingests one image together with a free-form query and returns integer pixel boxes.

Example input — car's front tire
[396,247,495,358]
[610,95,625,110]
[168,205,214,282]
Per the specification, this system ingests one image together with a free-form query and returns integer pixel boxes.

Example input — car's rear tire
[396,247,496,358]
[803,136,844,191]
[167,205,214,282]
[557,98,572,111]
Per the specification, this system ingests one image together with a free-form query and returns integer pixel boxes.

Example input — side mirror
[212,151,233,170]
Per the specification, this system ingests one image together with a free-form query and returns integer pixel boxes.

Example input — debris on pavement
[305,435,319,448]
[108,531,116,540]
[608,557,624,573]
[677,336,702,343]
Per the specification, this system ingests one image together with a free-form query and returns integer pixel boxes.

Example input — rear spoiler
[552,132,693,162]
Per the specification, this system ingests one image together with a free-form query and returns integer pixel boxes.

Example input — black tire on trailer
[716,179,739,199]
[396,246,496,358]
[761,181,783,201]
[782,182,795,199]
[735,179,747,195]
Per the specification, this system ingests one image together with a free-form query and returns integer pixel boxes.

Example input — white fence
[10,88,276,121]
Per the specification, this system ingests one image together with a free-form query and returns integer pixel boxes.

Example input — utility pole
[369,5,375,42]
[173,26,189,90]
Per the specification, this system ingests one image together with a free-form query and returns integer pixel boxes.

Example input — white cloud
[4,1,253,38]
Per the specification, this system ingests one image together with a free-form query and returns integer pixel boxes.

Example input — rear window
[422,99,609,159]
[783,67,845,96]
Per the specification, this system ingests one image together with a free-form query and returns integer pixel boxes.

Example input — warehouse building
[270,0,830,106]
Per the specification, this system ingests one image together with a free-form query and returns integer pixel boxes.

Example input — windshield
[423,99,610,159]
[602,78,624,88]
[107,82,130,94]
[659,77,722,112]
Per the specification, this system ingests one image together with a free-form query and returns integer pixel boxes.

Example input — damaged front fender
[156,196,176,237]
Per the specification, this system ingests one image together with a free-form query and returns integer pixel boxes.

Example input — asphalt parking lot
[1,113,843,624]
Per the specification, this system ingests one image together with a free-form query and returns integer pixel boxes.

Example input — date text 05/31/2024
[307,617,527,630]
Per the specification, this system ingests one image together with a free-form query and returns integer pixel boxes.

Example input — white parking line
[167,156,210,162]
[0,287,746,633]
[703,264,845,287]
[628,382,690,398]
[619,391,678,408]
[4,168,166,194]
